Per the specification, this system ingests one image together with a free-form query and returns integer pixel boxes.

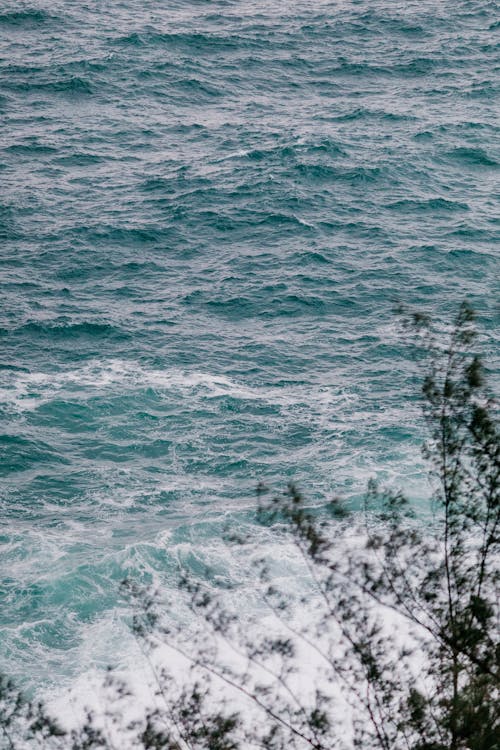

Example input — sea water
[0,0,498,704]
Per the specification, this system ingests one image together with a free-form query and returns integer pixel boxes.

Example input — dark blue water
[0,0,498,699]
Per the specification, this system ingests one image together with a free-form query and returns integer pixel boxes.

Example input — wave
[11,321,127,341]
[6,142,58,155]
[7,76,93,96]
[295,164,383,183]
[54,153,105,166]
[388,197,469,213]
[111,30,268,53]
[0,8,55,26]
[447,146,498,167]
[0,434,69,474]
[330,107,416,123]
[70,224,175,245]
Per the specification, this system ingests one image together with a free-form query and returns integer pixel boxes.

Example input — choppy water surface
[0,0,498,693]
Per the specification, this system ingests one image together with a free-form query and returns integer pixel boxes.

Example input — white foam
[0,359,355,421]
[40,523,431,749]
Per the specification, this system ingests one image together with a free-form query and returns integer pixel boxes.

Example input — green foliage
[1,304,498,749]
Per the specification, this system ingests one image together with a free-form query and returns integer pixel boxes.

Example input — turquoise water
[0,0,498,695]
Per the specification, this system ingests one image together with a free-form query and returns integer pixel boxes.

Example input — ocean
[0,0,498,707]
